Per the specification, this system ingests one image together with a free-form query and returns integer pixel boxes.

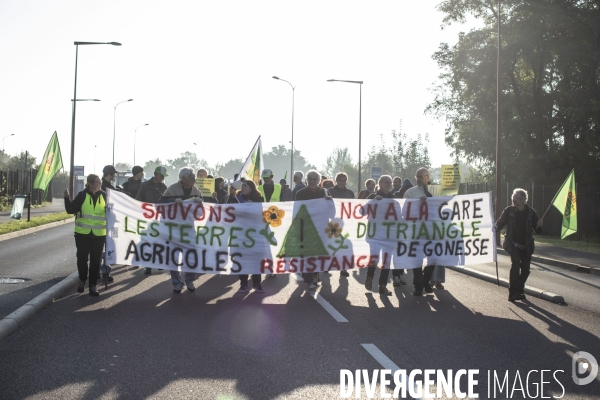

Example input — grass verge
[0,212,73,236]
[534,235,600,255]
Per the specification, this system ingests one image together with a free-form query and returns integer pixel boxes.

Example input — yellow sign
[440,164,461,196]
[195,178,215,198]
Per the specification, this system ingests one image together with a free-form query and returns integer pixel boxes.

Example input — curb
[0,217,74,242]
[447,265,564,304]
[0,271,79,343]
[497,249,600,277]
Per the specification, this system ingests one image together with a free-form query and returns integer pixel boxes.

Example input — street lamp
[70,41,121,196]
[2,134,15,163]
[113,99,133,165]
[327,79,363,190]
[272,76,295,180]
[495,0,502,246]
[134,123,149,166]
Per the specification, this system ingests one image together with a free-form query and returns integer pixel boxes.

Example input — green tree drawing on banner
[277,205,328,258]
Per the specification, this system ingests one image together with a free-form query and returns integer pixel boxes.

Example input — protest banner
[195,177,215,198]
[105,190,496,274]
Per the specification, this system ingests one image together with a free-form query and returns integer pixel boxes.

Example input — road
[0,225,599,399]
[0,223,74,320]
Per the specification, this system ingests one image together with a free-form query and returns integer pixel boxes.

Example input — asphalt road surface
[0,223,74,320]
[0,239,599,399]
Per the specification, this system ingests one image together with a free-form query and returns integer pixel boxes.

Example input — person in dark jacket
[136,166,168,275]
[213,177,228,203]
[122,165,144,198]
[233,179,266,293]
[365,175,401,296]
[397,178,414,199]
[495,188,543,301]
[64,174,106,296]
[101,165,117,192]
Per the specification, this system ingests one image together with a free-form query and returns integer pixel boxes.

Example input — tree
[263,145,316,182]
[143,158,164,180]
[427,0,600,185]
[165,152,207,184]
[214,158,244,181]
[4,151,38,172]
[115,162,132,172]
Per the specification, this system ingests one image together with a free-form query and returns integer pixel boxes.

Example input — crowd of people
[64,163,542,302]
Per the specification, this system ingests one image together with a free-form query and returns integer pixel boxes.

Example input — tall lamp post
[2,134,15,163]
[327,79,363,190]
[134,123,149,166]
[495,0,502,245]
[70,41,121,196]
[272,76,295,179]
[113,99,133,166]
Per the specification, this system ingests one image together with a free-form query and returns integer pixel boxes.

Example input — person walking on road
[136,166,168,275]
[327,172,354,278]
[495,188,543,301]
[295,170,333,294]
[159,167,203,294]
[233,179,266,293]
[64,174,106,296]
[365,175,399,296]
[404,167,435,296]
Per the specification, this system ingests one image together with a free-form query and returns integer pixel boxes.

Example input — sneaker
[399,275,406,284]
[434,282,445,290]
[77,280,85,293]
[186,282,195,292]
[238,285,248,293]
[173,288,182,294]
[393,276,401,286]
[144,268,152,275]
[365,276,373,291]
[89,286,99,296]
[516,293,526,300]
[308,283,317,294]
[379,285,392,296]
[253,284,265,293]
[102,274,114,283]
[413,289,423,296]
[340,270,349,277]
[424,283,433,293]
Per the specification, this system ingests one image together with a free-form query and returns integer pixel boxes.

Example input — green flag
[550,169,577,239]
[33,131,63,194]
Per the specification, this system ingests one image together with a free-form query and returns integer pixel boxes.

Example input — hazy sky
[1,0,476,177]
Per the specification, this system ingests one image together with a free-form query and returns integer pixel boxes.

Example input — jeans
[75,234,105,287]
[509,249,531,295]
[170,271,197,290]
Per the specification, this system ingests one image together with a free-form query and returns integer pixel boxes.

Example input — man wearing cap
[101,165,117,192]
[257,169,282,203]
[122,166,144,198]
[136,166,169,275]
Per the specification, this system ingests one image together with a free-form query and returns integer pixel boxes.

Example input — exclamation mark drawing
[299,219,304,249]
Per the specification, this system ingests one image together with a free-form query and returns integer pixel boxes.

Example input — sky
[0,0,476,177]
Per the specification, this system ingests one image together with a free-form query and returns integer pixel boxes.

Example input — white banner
[105,190,496,274]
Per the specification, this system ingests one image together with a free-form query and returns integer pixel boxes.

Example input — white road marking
[294,273,348,322]
[314,293,348,322]
[361,343,422,400]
